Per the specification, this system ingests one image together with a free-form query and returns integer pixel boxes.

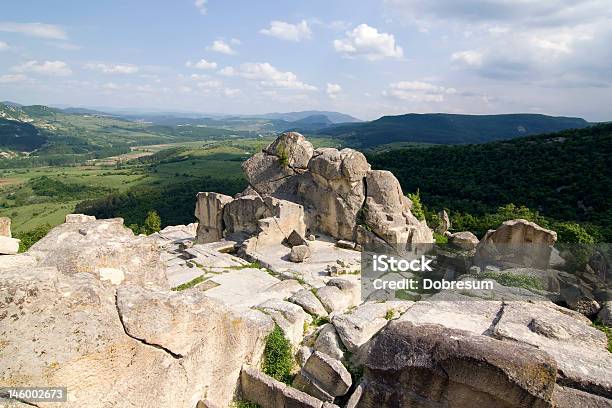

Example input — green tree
[407,190,426,221]
[142,210,161,235]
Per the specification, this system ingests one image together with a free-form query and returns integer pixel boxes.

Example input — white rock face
[195,192,233,243]
[258,299,311,346]
[0,219,274,408]
[294,351,352,400]
[0,236,19,255]
[448,230,479,250]
[65,213,96,223]
[314,323,345,361]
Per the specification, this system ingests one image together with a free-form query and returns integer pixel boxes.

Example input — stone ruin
[194,132,433,255]
[0,132,610,408]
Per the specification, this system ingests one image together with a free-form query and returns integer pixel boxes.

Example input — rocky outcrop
[293,351,352,401]
[475,219,558,269]
[232,132,432,246]
[27,217,166,287]
[0,216,11,237]
[360,170,433,245]
[352,299,612,407]
[448,230,479,250]
[0,218,274,408]
[195,192,233,243]
[357,321,558,408]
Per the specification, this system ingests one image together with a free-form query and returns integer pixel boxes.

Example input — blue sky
[1,0,611,120]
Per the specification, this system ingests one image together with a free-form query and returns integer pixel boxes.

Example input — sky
[0,0,611,121]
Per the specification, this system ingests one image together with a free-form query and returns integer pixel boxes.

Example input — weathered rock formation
[0,216,273,407]
[194,132,432,251]
[0,216,11,237]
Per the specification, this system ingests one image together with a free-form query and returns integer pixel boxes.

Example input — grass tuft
[171,275,206,291]
[262,325,294,384]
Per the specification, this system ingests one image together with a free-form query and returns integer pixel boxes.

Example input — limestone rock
[448,230,479,250]
[360,321,558,408]
[0,216,11,237]
[493,301,612,397]
[291,245,311,263]
[242,152,299,196]
[0,236,19,255]
[240,366,324,408]
[258,299,311,346]
[290,289,328,317]
[294,351,352,399]
[336,239,356,249]
[436,209,451,234]
[362,170,433,245]
[332,301,413,353]
[474,219,557,269]
[65,213,96,223]
[313,323,345,361]
[27,218,166,288]
[264,131,314,169]
[0,260,273,407]
[195,192,233,243]
[315,278,360,314]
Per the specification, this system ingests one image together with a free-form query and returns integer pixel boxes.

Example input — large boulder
[475,219,558,270]
[0,226,274,407]
[299,148,370,240]
[448,231,479,250]
[195,192,233,243]
[361,170,433,245]
[356,321,558,408]
[264,131,314,169]
[0,216,11,237]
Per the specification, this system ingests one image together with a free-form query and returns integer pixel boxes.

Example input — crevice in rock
[114,291,183,360]
[3,399,39,407]
[556,374,612,400]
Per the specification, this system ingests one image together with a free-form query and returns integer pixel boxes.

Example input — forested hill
[313,113,590,147]
[368,123,612,240]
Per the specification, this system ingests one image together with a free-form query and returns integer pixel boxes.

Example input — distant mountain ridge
[308,113,591,147]
[258,110,361,123]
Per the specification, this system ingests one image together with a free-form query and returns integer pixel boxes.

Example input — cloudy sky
[1,0,611,120]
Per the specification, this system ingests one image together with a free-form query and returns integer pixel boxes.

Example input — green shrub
[171,275,205,291]
[553,222,595,244]
[15,223,52,252]
[407,190,426,221]
[480,271,543,291]
[433,232,448,244]
[592,321,611,353]
[262,325,294,384]
[142,210,161,235]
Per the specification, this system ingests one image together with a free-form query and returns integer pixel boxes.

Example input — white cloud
[384,81,456,102]
[207,40,236,55]
[194,0,207,15]
[13,60,72,76]
[260,20,312,42]
[334,24,403,60]
[451,50,483,67]
[0,73,28,83]
[186,59,217,69]
[224,88,240,97]
[0,41,8,50]
[326,83,342,98]
[219,62,316,90]
[0,22,67,40]
[85,63,139,74]
[196,80,222,90]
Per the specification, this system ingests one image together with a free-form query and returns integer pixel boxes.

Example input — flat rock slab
[290,289,329,317]
[246,236,361,287]
[398,297,503,335]
[296,351,352,398]
[258,299,311,346]
[203,269,303,311]
[333,301,414,353]
[314,323,345,361]
[493,301,612,398]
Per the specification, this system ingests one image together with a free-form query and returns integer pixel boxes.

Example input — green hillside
[0,119,48,151]
[368,123,612,240]
[314,113,590,147]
